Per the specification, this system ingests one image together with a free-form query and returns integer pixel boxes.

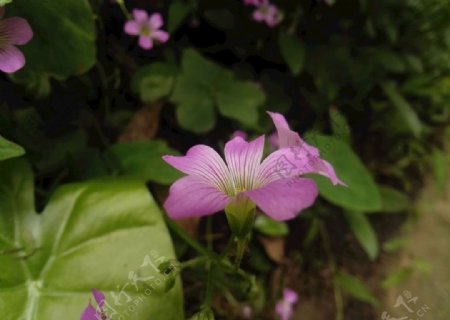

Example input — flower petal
[257,146,345,186]
[164,176,231,219]
[0,17,33,45]
[124,20,140,35]
[132,9,148,23]
[138,35,153,49]
[224,135,265,191]
[267,111,318,154]
[149,13,163,30]
[152,30,169,43]
[275,301,293,320]
[80,303,97,320]
[92,288,105,308]
[252,10,265,22]
[163,145,233,194]
[0,45,25,73]
[245,178,318,221]
[283,288,298,304]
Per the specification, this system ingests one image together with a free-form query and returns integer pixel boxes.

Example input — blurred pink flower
[275,288,298,320]
[81,289,109,320]
[231,130,248,140]
[162,112,344,221]
[243,0,262,5]
[124,9,169,50]
[251,0,282,27]
[0,7,33,73]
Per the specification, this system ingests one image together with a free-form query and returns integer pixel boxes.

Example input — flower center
[140,25,152,37]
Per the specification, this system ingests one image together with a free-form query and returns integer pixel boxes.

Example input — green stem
[163,214,211,257]
[319,221,344,320]
[116,0,131,19]
[180,256,209,270]
[234,236,248,269]
[204,261,216,306]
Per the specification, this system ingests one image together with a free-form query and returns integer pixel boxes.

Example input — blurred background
[0,0,449,319]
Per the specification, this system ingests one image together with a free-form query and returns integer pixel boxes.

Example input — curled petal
[124,20,140,35]
[152,30,169,43]
[163,145,233,194]
[132,9,148,23]
[267,111,318,155]
[138,35,153,49]
[0,17,33,45]
[92,289,105,308]
[245,178,318,221]
[224,135,265,191]
[149,13,163,30]
[0,45,25,73]
[80,304,97,320]
[257,146,345,186]
[164,176,231,219]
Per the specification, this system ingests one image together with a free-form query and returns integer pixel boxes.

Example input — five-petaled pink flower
[0,6,33,73]
[81,289,109,320]
[245,0,282,27]
[275,288,298,320]
[162,111,345,221]
[124,9,169,50]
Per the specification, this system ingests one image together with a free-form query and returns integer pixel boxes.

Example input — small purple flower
[124,9,169,50]
[81,289,109,320]
[275,288,298,320]
[251,0,282,27]
[0,7,33,73]
[162,111,344,221]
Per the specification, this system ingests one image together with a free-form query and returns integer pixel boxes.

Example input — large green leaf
[110,140,183,185]
[344,211,379,260]
[0,0,12,6]
[306,134,382,211]
[0,135,25,161]
[0,159,183,319]
[378,185,410,213]
[8,0,96,84]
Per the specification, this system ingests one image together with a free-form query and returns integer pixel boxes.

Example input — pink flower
[275,288,298,320]
[162,111,344,221]
[124,9,169,50]
[243,0,263,5]
[0,7,33,73]
[251,0,282,27]
[81,289,109,320]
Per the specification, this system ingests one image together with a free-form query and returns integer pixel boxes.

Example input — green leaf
[382,267,413,288]
[168,0,191,33]
[306,134,382,211]
[0,159,183,319]
[278,32,305,75]
[254,216,288,237]
[216,81,265,126]
[334,272,379,306]
[379,185,410,213]
[344,211,379,260]
[329,108,351,143]
[382,236,408,253]
[131,63,177,102]
[110,140,182,185]
[0,135,25,161]
[382,82,422,138]
[0,0,12,6]
[171,73,216,133]
[8,0,96,84]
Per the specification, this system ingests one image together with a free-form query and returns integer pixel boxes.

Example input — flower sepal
[224,193,256,241]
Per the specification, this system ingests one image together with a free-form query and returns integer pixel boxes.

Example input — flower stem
[234,236,248,269]
[319,220,344,320]
[116,0,131,19]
